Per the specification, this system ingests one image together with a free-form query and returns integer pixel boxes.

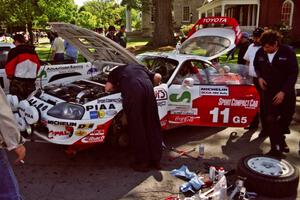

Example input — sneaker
[280,141,290,153]
[265,148,283,158]
[130,162,150,172]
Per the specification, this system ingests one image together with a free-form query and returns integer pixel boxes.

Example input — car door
[167,59,206,127]
[192,62,259,127]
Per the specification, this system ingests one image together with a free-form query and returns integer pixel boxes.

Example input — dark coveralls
[254,45,298,149]
[107,64,162,165]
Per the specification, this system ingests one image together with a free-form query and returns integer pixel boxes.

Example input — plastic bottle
[198,144,204,158]
[209,166,216,181]
[218,167,225,180]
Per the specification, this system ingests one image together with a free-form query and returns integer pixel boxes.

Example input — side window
[205,62,243,85]
[172,60,208,85]
[140,57,177,83]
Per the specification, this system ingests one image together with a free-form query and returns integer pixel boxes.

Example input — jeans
[0,149,23,200]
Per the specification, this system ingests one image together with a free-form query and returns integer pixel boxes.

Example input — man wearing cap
[254,30,298,157]
[243,27,265,131]
[237,32,250,65]
[0,86,26,199]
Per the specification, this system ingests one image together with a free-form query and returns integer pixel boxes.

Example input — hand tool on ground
[168,147,198,161]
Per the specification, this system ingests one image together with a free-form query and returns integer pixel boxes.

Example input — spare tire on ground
[237,154,299,198]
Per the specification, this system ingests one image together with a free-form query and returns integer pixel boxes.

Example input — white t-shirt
[268,51,277,63]
[51,37,65,53]
[243,43,261,77]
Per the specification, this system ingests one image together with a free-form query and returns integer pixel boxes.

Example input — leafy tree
[82,0,123,29]
[76,11,97,29]
[0,0,77,44]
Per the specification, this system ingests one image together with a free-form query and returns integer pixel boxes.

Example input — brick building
[197,0,300,39]
[142,0,299,42]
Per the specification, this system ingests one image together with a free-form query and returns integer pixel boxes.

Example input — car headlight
[47,102,84,120]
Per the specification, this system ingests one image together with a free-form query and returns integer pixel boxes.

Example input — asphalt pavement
[8,117,300,200]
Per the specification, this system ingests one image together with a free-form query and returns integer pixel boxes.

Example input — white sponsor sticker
[200,86,229,96]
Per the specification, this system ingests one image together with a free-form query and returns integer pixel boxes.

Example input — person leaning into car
[254,30,298,157]
[0,86,26,200]
[105,64,162,172]
[5,34,40,100]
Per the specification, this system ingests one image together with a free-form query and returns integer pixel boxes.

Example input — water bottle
[218,167,225,180]
[209,166,216,181]
[198,144,204,158]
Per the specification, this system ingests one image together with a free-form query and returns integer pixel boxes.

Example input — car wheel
[107,112,129,148]
[237,154,299,198]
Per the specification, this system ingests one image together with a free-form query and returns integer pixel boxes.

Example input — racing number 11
[210,107,229,123]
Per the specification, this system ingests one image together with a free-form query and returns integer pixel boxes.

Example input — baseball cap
[253,27,264,37]
[242,32,250,39]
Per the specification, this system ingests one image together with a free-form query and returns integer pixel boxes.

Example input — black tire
[237,154,299,198]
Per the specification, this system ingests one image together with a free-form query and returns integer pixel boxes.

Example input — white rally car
[8,20,259,155]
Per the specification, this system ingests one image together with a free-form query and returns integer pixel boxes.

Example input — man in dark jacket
[116,25,127,48]
[254,30,298,157]
[105,64,162,172]
[5,34,40,100]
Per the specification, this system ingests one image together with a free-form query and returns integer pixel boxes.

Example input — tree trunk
[27,21,34,46]
[152,0,175,47]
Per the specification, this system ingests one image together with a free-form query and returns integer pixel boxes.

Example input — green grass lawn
[35,38,300,65]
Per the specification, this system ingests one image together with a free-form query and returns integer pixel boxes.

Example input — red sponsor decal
[174,116,195,123]
[81,136,105,143]
[48,130,69,139]
[89,129,105,136]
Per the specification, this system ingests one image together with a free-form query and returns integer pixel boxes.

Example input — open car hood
[179,27,236,60]
[49,22,139,65]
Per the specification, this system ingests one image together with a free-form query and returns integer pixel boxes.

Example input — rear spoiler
[187,16,242,45]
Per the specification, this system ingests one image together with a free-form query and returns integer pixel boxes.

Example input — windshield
[138,56,178,83]
[179,36,231,57]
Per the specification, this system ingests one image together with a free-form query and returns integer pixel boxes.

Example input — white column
[247,5,251,26]
[221,4,225,16]
[256,3,260,27]
[199,11,202,19]
[212,8,215,16]
[252,5,256,26]
[205,11,208,17]
[125,7,132,32]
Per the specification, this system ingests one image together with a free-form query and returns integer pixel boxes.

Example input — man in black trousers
[105,64,162,172]
[254,30,298,157]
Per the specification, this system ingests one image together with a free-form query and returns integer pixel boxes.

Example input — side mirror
[182,77,194,89]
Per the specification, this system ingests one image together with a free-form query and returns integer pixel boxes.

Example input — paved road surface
[8,121,300,200]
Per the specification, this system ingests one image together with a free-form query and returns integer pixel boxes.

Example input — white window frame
[281,0,294,27]
[182,6,191,22]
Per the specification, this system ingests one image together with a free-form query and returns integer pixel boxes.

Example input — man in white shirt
[243,28,265,132]
[51,32,64,62]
